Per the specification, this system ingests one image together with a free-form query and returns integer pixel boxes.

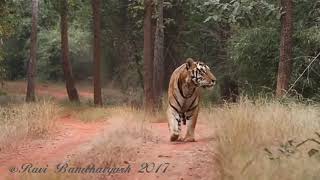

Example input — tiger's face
[186,58,216,88]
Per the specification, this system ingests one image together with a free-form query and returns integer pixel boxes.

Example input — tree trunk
[153,0,164,109]
[276,0,293,97]
[60,0,80,102]
[26,0,38,102]
[144,0,155,112]
[91,0,103,106]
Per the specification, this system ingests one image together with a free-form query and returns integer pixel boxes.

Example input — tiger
[167,58,216,142]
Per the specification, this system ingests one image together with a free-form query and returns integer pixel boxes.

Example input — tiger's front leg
[184,106,199,142]
[167,107,182,142]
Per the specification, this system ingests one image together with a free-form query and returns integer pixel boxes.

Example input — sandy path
[0,116,106,180]
[115,123,219,180]
[0,120,218,180]
[37,85,93,100]
[3,81,93,100]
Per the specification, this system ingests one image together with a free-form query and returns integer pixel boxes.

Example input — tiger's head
[185,58,216,88]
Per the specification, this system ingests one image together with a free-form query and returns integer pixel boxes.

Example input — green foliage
[291,26,320,99]
[229,26,280,92]
[0,0,24,80]
[37,27,61,81]
[200,0,320,100]
[0,0,20,39]
[202,0,278,26]
[37,24,91,81]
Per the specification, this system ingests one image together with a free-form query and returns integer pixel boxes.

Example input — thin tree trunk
[60,0,80,102]
[276,0,293,97]
[26,0,38,102]
[153,0,164,109]
[91,0,102,106]
[144,0,155,112]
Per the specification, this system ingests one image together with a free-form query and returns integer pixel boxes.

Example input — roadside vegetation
[207,98,320,180]
[1,83,320,180]
[0,100,59,151]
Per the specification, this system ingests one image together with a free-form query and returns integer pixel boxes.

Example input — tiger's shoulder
[168,63,186,92]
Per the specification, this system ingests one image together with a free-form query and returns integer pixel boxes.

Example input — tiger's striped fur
[167,58,216,142]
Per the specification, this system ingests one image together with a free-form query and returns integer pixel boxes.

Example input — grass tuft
[0,100,59,150]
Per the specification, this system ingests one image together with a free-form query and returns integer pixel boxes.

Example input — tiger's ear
[186,58,195,70]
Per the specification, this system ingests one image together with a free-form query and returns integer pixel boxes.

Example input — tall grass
[206,99,320,180]
[0,100,59,150]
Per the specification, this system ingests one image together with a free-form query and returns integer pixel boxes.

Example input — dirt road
[0,119,218,180]
[0,82,219,180]
[116,123,219,180]
[0,116,105,179]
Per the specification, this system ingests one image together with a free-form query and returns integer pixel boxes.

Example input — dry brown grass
[0,100,59,151]
[205,98,320,180]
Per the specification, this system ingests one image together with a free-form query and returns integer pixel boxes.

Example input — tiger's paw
[170,134,179,142]
[177,136,184,142]
[183,136,196,142]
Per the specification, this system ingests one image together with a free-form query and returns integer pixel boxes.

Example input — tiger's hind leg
[184,106,199,142]
[167,107,182,142]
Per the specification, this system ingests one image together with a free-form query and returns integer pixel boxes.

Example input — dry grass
[60,103,110,122]
[0,100,59,150]
[205,98,320,180]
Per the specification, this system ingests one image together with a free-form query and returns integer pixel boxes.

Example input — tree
[276,0,293,97]
[153,0,164,109]
[26,0,39,102]
[60,0,80,102]
[143,0,155,112]
[91,0,102,106]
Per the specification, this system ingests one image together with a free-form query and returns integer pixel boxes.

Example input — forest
[0,0,320,180]
[0,0,319,105]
